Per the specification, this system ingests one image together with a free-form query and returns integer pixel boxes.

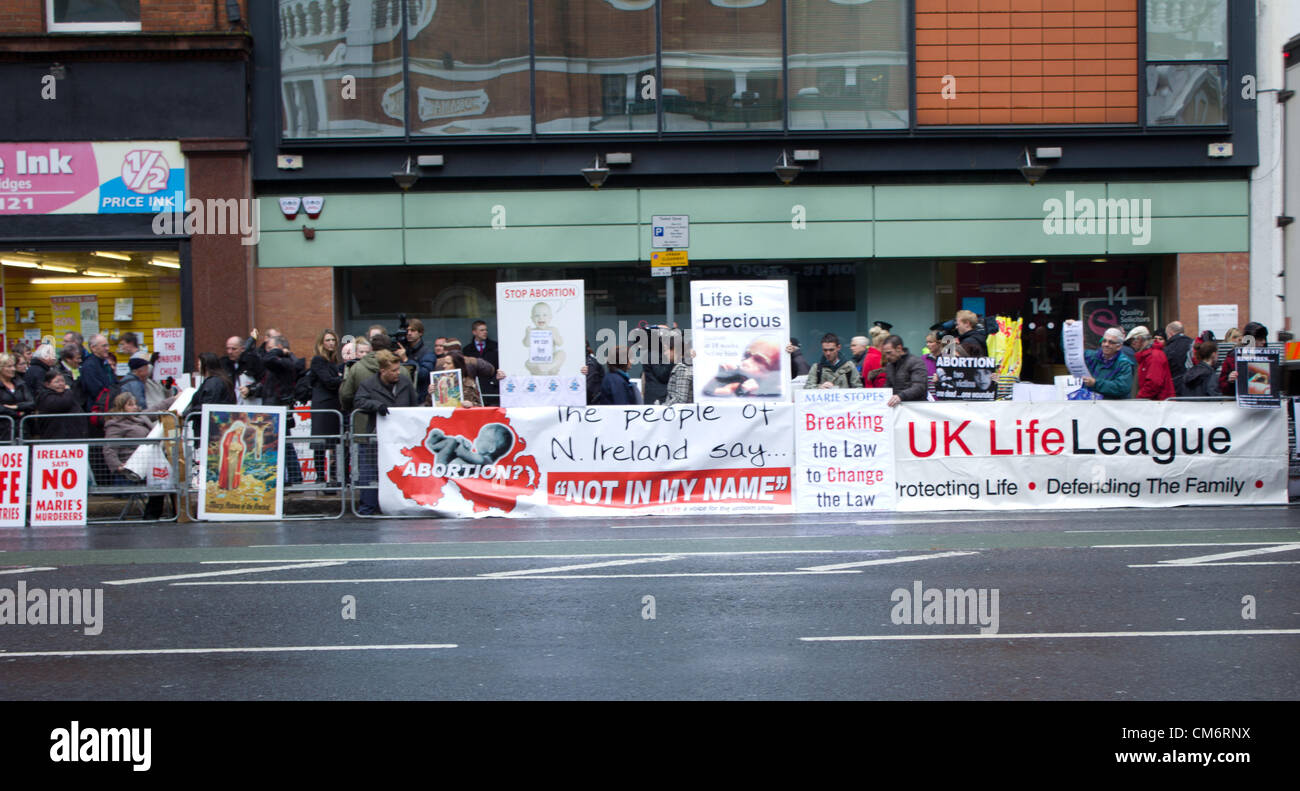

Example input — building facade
[0,0,251,368]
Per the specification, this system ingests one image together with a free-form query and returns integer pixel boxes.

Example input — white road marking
[103,561,348,586]
[0,643,456,659]
[0,567,57,575]
[174,570,862,586]
[198,549,895,564]
[480,555,681,577]
[1160,543,1300,565]
[1069,527,1299,533]
[798,551,978,572]
[801,628,1300,642]
[1092,542,1288,549]
[1129,561,1300,568]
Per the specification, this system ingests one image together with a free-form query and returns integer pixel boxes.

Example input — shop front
[256,179,1249,383]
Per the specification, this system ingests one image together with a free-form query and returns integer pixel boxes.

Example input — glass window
[1146,0,1227,61]
[661,0,783,131]
[279,0,406,138]
[534,0,657,133]
[1146,64,1227,126]
[787,0,908,130]
[48,0,140,31]
[407,0,531,136]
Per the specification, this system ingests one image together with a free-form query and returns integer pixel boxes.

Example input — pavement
[0,506,1297,700]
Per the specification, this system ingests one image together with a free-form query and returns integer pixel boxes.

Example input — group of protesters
[575,310,1281,408]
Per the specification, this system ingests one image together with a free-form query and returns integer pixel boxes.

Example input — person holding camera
[257,332,305,485]
[395,316,438,394]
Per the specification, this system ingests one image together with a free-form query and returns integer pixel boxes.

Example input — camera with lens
[392,313,410,348]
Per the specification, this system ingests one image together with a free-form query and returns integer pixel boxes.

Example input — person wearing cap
[1074,323,1133,398]
[121,355,178,412]
[1126,325,1174,400]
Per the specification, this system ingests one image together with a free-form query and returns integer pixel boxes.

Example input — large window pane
[787,0,908,130]
[408,0,531,135]
[51,0,139,24]
[534,0,657,133]
[1146,0,1227,61]
[662,0,783,131]
[279,0,406,138]
[1146,64,1226,126]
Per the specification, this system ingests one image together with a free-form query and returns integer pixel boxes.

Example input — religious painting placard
[197,404,286,521]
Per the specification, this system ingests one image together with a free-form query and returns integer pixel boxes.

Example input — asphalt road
[0,507,1297,700]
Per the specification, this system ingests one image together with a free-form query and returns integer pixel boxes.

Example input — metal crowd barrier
[349,408,380,518]
[182,408,345,521]
[18,411,184,524]
[0,413,15,445]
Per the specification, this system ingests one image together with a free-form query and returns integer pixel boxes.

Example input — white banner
[691,280,790,403]
[0,447,29,527]
[497,281,585,406]
[152,327,184,382]
[30,444,89,526]
[378,404,794,518]
[893,401,1287,510]
[796,389,895,511]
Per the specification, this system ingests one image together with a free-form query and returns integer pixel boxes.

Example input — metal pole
[666,274,674,328]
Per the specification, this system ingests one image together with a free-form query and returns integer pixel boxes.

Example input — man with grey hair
[25,344,56,394]
[1163,320,1193,395]
[849,335,869,371]
[79,333,119,416]
[1077,324,1133,398]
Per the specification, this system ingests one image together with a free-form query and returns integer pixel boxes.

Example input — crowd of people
[577,311,1283,406]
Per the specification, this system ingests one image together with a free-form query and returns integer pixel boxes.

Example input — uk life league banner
[795,389,894,511]
[933,357,997,401]
[377,403,794,518]
[691,280,791,403]
[497,280,585,407]
[893,401,1287,511]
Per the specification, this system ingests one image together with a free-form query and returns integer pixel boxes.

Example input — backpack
[88,384,118,430]
[294,367,315,405]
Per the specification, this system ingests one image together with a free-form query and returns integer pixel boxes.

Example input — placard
[795,389,894,511]
[50,295,98,339]
[691,280,790,403]
[933,356,998,401]
[0,447,29,527]
[1197,304,1238,340]
[497,280,585,406]
[152,327,184,382]
[1062,320,1088,378]
[1235,346,1281,409]
[197,404,286,520]
[431,369,463,407]
[30,444,88,526]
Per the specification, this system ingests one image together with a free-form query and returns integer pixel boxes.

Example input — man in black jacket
[468,320,499,403]
[1163,320,1194,395]
[223,334,264,401]
[259,335,304,484]
[353,351,419,515]
[882,336,929,406]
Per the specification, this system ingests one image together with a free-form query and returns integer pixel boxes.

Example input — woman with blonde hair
[0,352,35,441]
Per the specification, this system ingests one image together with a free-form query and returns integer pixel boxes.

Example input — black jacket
[0,379,36,439]
[1183,361,1221,397]
[23,358,51,395]
[1164,333,1194,394]
[36,386,88,440]
[259,348,301,407]
[585,353,605,404]
[310,356,344,437]
[221,337,263,394]
[353,372,419,435]
[642,362,675,405]
[958,327,988,357]
[468,337,499,396]
[189,374,236,414]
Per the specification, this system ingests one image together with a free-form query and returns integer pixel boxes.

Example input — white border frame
[46,0,142,32]
[197,404,287,521]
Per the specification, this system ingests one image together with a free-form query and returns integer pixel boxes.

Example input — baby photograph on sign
[198,404,286,520]
[496,280,586,406]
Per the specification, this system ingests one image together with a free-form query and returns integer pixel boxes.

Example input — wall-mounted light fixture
[393,157,419,191]
[582,156,610,189]
[774,151,802,185]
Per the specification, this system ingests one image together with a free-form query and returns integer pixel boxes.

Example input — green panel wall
[256,180,1249,267]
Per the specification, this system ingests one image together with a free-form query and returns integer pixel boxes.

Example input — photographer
[394,315,438,394]
[258,333,305,485]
